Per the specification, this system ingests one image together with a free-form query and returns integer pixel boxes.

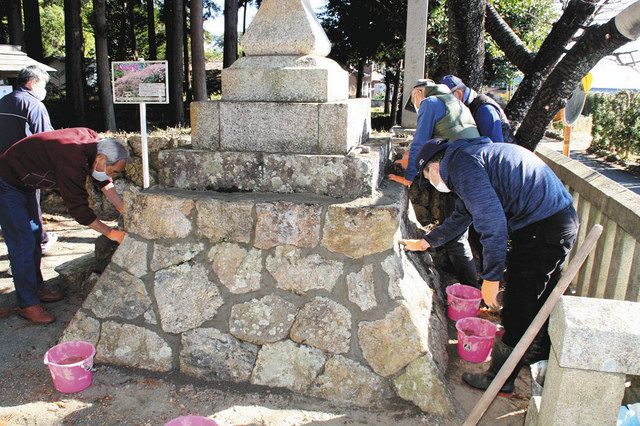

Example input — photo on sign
[112,61,169,104]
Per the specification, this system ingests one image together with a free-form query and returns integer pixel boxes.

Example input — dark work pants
[442,193,478,287]
[0,178,44,307]
[502,204,579,364]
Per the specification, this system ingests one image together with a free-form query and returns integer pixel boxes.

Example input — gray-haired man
[0,65,57,253]
[0,128,129,324]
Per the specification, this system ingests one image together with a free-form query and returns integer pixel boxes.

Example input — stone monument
[63,0,454,416]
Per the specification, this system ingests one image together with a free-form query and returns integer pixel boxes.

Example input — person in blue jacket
[0,65,58,254]
[399,137,579,394]
[439,75,514,143]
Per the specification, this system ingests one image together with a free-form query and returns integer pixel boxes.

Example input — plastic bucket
[445,284,482,321]
[455,317,498,363]
[43,340,96,393]
[165,416,218,426]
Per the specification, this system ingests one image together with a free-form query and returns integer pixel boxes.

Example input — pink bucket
[165,416,218,426]
[446,284,482,321]
[455,317,498,363]
[43,340,96,393]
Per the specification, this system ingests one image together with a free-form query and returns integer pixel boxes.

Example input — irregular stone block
[95,235,119,273]
[54,253,96,295]
[150,242,204,272]
[229,295,297,345]
[266,246,343,295]
[180,328,259,383]
[549,296,640,374]
[144,309,157,325]
[254,201,322,249]
[311,355,391,408]
[393,355,454,416]
[318,99,370,154]
[382,254,403,300]
[222,56,348,103]
[61,311,101,346]
[251,340,326,392]
[196,198,254,243]
[322,202,399,259]
[83,266,152,320]
[158,149,380,198]
[346,265,377,311]
[96,321,172,372]
[239,0,331,57]
[154,263,224,334]
[110,236,149,277]
[208,243,262,294]
[125,155,158,188]
[191,101,220,150]
[128,134,173,156]
[125,191,194,239]
[537,347,626,425]
[290,297,351,354]
[358,303,429,377]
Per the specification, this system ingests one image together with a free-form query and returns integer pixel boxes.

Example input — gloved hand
[107,229,127,244]
[481,280,501,309]
[388,174,412,187]
[394,152,409,170]
[398,239,430,252]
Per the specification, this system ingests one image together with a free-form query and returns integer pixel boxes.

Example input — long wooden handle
[464,224,603,426]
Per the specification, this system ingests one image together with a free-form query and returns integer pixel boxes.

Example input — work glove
[394,152,409,170]
[388,174,412,187]
[398,239,430,252]
[481,280,501,310]
[107,229,127,244]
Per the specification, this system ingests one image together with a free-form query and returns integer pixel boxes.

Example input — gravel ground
[0,214,529,426]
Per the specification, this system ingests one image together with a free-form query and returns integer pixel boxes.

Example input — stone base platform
[62,184,454,416]
[157,139,389,199]
[190,99,371,155]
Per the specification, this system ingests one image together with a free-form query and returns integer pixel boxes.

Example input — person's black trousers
[501,204,579,364]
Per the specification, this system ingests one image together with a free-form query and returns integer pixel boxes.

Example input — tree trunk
[64,0,86,126]
[505,0,597,127]
[447,0,485,90]
[390,66,401,126]
[384,72,392,114]
[93,0,117,131]
[23,0,44,61]
[223,0,238,68]
[242,2,248,34]
[168,0,185,126]
[191,0,206,101]
[127,0,138,58]
[183,3,191,103]
[146,0,157,60]
[8,0,24,48]
[516,18,633,150]
[485,2,533,73]
[355,59,365,98]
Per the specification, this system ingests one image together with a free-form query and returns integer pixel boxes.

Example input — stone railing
[525,296,640,425]
[536,146,640,303]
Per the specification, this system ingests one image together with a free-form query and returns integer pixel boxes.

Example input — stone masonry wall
[63,184,453,415]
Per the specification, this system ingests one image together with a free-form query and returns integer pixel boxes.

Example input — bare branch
[484,2,535,72]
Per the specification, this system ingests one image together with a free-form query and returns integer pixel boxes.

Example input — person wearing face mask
[389,79,481,288]
[0,128,129,324]
[399,137,579,395]
[0,65,58,254]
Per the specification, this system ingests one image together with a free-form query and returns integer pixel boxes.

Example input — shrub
[591,92,640,159]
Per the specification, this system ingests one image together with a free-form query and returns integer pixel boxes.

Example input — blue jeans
[0,178,44,307]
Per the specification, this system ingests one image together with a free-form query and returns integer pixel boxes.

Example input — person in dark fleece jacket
[0,128,129,324]
[399,137,579,394]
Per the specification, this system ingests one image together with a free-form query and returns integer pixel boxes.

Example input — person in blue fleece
[439,75,513,143]
[399,137,579,394]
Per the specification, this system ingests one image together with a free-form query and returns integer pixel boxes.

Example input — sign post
[112,60,169,188]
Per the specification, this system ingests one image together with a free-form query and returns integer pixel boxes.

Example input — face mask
[32,83,47,101]
[434,180,451,193]
[92,169,110,182]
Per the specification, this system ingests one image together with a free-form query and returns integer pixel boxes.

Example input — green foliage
[591,92,640,159]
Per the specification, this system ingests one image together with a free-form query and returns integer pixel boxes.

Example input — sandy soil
[0,214,530,426]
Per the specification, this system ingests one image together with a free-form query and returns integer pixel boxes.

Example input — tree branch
[485,2,534,73]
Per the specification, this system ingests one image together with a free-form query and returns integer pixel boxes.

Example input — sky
[204,0,327,37]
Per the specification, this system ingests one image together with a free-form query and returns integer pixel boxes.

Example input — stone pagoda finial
[241,0,331,57]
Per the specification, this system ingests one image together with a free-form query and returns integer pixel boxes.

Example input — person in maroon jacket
[0,128,129,324]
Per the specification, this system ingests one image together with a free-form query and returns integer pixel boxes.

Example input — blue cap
[415,138,449,174]
[440,75,466,91]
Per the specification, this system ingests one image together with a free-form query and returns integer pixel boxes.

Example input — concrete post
[525,296,640,425]
[401,0,429,129]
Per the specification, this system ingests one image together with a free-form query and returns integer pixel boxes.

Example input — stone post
[401,0,429,129]
[525,296,640,425]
